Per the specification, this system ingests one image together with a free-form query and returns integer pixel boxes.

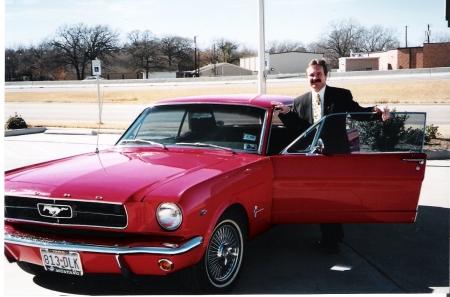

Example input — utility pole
[405,26,408,47]
[194,36,197,77]
[257,0,266,94]
[425,24,431,43]
[213,44,216,76]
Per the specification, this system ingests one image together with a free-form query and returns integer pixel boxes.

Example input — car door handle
[402,158,425,164]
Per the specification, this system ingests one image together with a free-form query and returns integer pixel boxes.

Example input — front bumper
[4,226,204,275]
[5,230,203,255]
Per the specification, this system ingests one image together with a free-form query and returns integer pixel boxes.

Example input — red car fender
[177,158,274,248]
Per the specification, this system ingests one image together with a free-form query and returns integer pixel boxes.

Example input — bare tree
[317,19,400,68]
[5,48,19,81]
[360,25,399,52]
[430,32,450,43]
[25,41,60,80]
[83,24,120,69]
[51,23,120,80]
[159,35,193,72]
[214,38,240,64]
[267,40,307,54]
[199,43,255,75]
[317,19,365,68]
[237,45,257,58]
[125,30,161,78]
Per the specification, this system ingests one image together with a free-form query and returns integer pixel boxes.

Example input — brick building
[398,43,450,69]
[339,42,450,72]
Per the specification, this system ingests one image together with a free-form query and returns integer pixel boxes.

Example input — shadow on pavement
[31,205,448,295]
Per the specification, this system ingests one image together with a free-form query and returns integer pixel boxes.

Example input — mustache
[310,78,321,83]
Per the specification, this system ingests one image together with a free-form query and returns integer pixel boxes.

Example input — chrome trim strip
[402,158,425,163]
[4,217,128,230]
[5,194,124,205]
[4,232,203,256]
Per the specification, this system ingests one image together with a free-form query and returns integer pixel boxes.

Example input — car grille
[4,195,127,229]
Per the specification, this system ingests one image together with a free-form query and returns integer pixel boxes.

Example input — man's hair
[307,59,328,76]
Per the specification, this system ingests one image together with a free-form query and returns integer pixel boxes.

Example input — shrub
[425,124,441,143]
[5,112,28,130]
[358,112,409,151]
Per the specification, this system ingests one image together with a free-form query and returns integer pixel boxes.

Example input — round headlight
[156,203,183,231]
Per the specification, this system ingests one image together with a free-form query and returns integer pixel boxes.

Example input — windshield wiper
[176,142,236,154]
[121,139,167,150]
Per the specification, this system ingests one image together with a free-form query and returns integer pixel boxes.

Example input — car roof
[154,94,295,109]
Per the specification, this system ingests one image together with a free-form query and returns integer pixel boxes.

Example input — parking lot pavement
[3,132,449,295]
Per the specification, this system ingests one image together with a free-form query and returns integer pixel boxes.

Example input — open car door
[269,112,427,224]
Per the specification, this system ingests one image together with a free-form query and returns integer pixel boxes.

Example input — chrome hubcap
[207,224,240,283]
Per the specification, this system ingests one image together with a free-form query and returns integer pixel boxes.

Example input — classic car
[4,94,427,293]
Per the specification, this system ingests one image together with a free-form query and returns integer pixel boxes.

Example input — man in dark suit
[273,59,390,253]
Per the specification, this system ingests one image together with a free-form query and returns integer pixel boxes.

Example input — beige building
[197,63,253,77]
[240,52,324,74]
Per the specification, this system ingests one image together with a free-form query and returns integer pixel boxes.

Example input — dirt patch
[5,79,450,104]
[423,137,450,151]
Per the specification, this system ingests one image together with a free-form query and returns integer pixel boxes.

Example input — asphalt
[5,127,450,160]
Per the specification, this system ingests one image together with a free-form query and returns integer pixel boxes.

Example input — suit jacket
[279,86,380,154]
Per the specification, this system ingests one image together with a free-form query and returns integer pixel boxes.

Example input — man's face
[307,65,327,92]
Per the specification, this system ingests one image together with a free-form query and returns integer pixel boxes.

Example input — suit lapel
[324,87,334,115]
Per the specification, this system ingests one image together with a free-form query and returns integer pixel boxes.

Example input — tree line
[5,19,429,81]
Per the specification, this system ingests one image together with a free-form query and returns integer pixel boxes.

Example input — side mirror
[312,138,325,154]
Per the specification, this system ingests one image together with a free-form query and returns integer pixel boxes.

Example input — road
[4,102,450,129]
[3,132,449,296]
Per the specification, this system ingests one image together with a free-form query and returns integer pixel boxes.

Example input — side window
[349,112,425,153]
[267,107,300,155]
[282,112,426,155]
[284,125,320,154]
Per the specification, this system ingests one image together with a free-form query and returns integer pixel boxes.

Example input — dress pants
[319,223,344,245]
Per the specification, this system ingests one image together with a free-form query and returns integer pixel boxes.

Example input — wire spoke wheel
[181,210,246,293]
[206,223,241,283]
[205,216,245,290]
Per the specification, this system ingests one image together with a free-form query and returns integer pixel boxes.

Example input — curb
[5,127,124,137]
[43,128,124,136]
[5,128,449,160]
[4,127,47,136]
[424,150,450,160]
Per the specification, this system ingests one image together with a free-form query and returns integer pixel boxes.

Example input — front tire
[182,210,247,293]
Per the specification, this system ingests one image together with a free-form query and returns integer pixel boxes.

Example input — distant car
[4,94,427,293]
[83,76,105,81]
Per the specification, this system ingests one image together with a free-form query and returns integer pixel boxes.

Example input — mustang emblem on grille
[38,203,73,218]
[43,205,68,216]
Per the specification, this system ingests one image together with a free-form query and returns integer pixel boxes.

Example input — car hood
[5,148,245,203]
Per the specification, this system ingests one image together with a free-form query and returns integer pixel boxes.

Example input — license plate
[40,249,83,276]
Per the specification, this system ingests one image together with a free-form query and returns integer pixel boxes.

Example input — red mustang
[4,94,427,293]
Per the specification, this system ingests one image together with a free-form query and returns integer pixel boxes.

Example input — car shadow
[31,205,449,295]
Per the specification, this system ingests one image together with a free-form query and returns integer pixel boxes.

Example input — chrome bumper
[4,231,203,255]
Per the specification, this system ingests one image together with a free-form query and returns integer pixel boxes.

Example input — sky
[3,0,450,50]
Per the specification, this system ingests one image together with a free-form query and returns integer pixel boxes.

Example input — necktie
[313,93,321,123]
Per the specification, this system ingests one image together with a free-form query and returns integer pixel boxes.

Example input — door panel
[269,111,427,224]
[271,153,426,224]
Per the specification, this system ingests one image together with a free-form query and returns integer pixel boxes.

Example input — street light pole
[405,26,408,47]
[257,0,266,94]
[194,36,197,77]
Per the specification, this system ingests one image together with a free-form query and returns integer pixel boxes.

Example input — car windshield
[117,104,267,153]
